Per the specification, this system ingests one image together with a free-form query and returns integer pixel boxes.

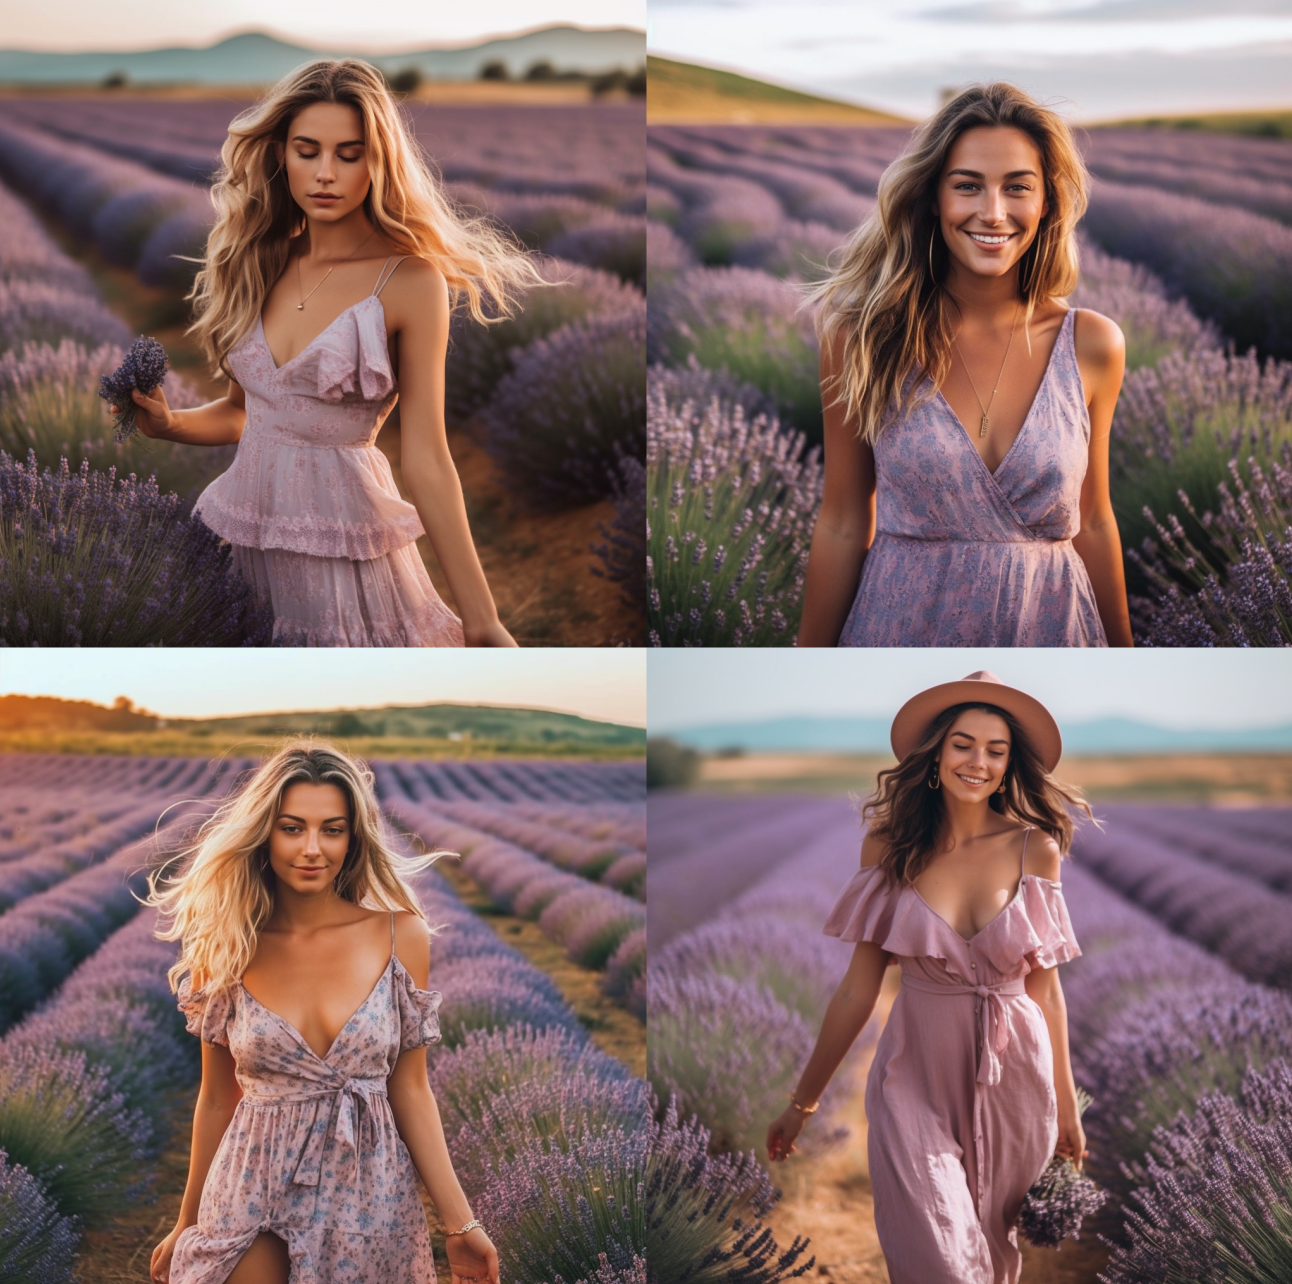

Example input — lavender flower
[547,214,646,288]
[591,453,646,619]
[602,927,645,1020]
[0,1148,78,1284]
[1017,1087,1107,1247]
[98,336,168,442]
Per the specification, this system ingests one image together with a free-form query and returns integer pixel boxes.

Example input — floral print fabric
[170,914,443,1284]
[192,265,464,647]
[822,833,1082,1284]
[838,308,1108,647]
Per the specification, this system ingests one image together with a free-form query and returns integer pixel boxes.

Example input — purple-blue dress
[838,308,1108,647]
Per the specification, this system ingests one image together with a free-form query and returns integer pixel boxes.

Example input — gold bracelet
[789,1089,819,1115]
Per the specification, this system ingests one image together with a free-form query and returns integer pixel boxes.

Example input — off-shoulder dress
[170,911,444,1284]
[193,256,465,647]
[822,828,1082,1284]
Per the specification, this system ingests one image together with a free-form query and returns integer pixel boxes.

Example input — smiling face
[277,101,372,224]
[934,125,1049,287]
[935,709,1012,803]
[267,781,353,895]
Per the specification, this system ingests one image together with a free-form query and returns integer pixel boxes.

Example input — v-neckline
[240,952,395,1062]
[257,294,380,374]
[935,307,1072,482]
[910,875,1028,945]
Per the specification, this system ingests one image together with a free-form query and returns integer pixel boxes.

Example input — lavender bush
[647,266,821,440]
[548,214,646,288]
[647,366,822,646]
[602,926,646,1020]
[0,1149,78,1284]
[0,449,273,646]
[482,302,646,507]
[0,279,130,354]
[592,453,646,617]
[646,221,695,286]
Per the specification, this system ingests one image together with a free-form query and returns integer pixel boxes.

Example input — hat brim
[890,679,1062,772]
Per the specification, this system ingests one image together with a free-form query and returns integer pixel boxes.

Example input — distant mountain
[664,714,1292,755]
[0,27,644,85]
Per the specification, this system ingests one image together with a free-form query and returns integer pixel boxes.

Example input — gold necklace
[953,302,1020,438]
[295,228,377,310]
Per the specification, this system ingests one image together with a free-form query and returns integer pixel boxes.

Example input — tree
[524,60,557,83]
[479,60,509,82]
[646,738,700,791]
[389,67,422,95]
[112,696,134,713]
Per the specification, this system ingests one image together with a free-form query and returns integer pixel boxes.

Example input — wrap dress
[170,912,444,1284]
[822,829,1082,1284]
[837,307,1108,647]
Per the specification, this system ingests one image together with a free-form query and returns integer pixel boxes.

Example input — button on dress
[170,913,444,1284]
[822,830,1081,1284]
[837,308,1108,647]
[192,256,465,647]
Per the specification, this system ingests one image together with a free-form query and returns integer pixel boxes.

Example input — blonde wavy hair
[145,739,451,998]
[809,82,1089,445]
[188,58,543,376]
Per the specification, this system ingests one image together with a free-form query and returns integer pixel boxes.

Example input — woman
[146,742,500,1284]
[114,59,538,646]
[798,82,1133,646]
[767,672,1090,1284]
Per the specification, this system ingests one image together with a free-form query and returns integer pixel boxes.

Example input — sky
[647,650,1292,732]
[0,1,645,53]
[0,651,646,726]
[648,0,1292,119]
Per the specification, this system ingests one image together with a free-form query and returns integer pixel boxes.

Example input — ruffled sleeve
[822,864,951,963]
[977,875,1082,974]
[313,298,395,403]
[395,963,443,1052]
[176,975,234,1047]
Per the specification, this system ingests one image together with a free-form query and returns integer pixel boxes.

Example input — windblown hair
[861,702,1092,888]
[188,58,543,376]
[146,739,451,998]
[808,82,1089,445]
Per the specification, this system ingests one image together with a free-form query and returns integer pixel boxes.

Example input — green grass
[1092,108,1292,140]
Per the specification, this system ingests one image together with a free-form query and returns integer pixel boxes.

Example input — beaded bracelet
[446,1218,483,1237]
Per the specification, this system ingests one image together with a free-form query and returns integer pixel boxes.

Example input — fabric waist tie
[243,1076,389,1187]
[899,975,1028,1220]
[873,530,1072,547]
[899,975,1027,1086]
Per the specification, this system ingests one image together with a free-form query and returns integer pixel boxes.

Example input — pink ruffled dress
[170,912,444,1284]
[822,829,1081,1284]
[193,256,465,646]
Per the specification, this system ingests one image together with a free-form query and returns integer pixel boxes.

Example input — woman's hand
[110,385,177,440]
[445,1225,501,1284]
[149,1225,185,1283]
[464,619,518,647]
[1055,1109,1089,1173]
[767,1104,808,1163]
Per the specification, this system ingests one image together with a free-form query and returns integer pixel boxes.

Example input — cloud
[922,0,1292,23]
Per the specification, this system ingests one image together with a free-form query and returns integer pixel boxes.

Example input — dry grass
[697,752,1292,804]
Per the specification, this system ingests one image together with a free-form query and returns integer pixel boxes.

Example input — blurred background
[646,0,1292,648]
[0,0,646,646]
[646,647,1292,1283]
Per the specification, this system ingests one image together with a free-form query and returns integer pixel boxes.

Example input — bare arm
[385,260,514,647]
[119,379,247,447]
[797,330,877,646]
[387,914,500,1283]
[1071,308,1133,647]
[768,832,890,1160]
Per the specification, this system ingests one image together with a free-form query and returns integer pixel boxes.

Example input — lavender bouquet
[97,336,168,442]
[1017,1087,1108,1248]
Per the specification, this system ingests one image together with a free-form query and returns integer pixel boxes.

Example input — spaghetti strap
[389,910,396,961]
[1020,827,1032,879]
[371,256,411,297]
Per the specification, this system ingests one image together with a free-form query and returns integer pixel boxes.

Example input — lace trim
[196,496,423,561]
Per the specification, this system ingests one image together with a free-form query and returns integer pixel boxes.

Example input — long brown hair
[861,702,1092,888]
[188,58,542,377]
[809,82,1089,445]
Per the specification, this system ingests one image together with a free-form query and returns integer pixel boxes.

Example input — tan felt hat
[890,671,1062,771]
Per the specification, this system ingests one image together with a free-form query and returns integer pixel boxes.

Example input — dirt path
[766,967,1109,1284]
[27,200,643,646]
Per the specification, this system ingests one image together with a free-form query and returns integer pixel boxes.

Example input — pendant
[979,414,989,438]
[297,303,304,310]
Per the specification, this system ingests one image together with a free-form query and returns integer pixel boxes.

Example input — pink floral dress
[170,912,444,1284]
[193,256,465,647]
[822,829,1082,1284]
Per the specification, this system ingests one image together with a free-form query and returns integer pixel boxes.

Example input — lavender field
[646,123,1292,646]
[0,753,648,1283]
[0,98,646,645]
[647,791,1292,1279]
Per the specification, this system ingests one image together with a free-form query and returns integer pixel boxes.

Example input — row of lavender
[647,123,1292,646]
[0,808,651,1282]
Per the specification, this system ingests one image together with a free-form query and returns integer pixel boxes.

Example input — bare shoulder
[385,256,448,306]
[860,828,888,869]
[1023,828,1063,882]
[392,909,431,985]
[1072,307,1126,373]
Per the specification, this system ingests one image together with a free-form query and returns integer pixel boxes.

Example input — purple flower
[0,1147,79,1284]
[98,336,168,442]
[1017,1088,1107,1247]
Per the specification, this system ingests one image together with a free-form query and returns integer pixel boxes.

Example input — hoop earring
[928,767,940,790]
[997,778,1007,794]
[928,223,939,286]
